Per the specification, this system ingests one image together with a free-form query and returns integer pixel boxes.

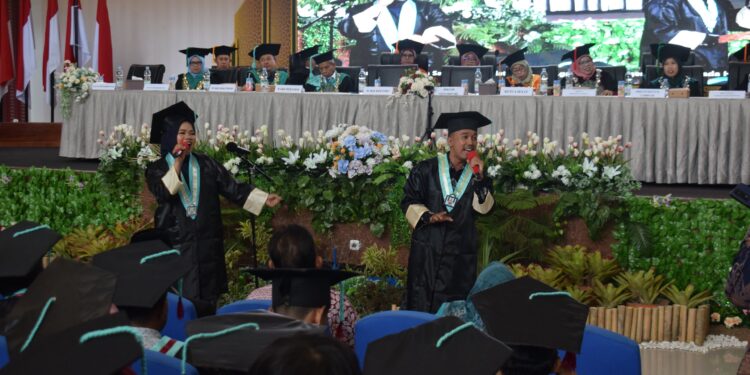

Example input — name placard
[629,88,666,98]
[500,87,534,96]
[433,87,464,96]
[208,84,237,93]
[708,90,747,99]
[274,85,305,94]
[91,82,116,91]
[562,88,597,97]
[363,86,394,95]
[143,83,170,91]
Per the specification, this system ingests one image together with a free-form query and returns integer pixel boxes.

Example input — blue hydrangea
[337,159,350,174]
[343,135,357,150]
[353,145,372,160]
[372,132,387,144]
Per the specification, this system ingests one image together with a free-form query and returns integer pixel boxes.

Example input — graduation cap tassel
[252,46,257,71]
[20,296,57,352]
[181,323,260,375]
[436,322,475,348]
[80,326,147,375]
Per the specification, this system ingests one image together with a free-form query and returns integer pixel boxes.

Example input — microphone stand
[236,154,272,286]
[420,86,435,149]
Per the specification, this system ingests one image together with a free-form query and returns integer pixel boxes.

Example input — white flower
[582,158,597,177]
[552,165,572,186]
[401,135,410,143]
[281,150,300,165]
[303,150,328,170]
[402,161,413,170]
[487,165,501,178]
[602,165,622,180]
[510,149,519,158]
[523,164,541,180]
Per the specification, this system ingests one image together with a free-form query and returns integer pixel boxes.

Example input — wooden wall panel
[234,0,296,69]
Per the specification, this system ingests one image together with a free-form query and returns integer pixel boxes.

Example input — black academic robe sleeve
[287,69,309,86]
[175,74,186,90]
[338,75,356,93]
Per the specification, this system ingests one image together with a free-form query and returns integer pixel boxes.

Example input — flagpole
[50,71,55,122]
[73,1,79,63]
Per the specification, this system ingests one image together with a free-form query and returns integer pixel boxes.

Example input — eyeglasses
[401,53,415,58]
[189,61,202,65]
[577,58,594,65]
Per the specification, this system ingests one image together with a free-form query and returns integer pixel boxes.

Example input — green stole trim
[186,73,203,90]
[165,153,201,220]
[437,153,473,213]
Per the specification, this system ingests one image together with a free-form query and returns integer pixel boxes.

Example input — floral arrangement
[58,61,100,119]
[96,123,159,196]
[395,69,437,98]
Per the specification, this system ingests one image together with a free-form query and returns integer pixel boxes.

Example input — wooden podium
[235,0,297,69]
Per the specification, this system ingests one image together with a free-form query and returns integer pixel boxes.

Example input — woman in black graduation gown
[145,102,282,315]
[401,112,495,313]
[645,43,702,97]
[175,47,212,90]
[560,43,617,95]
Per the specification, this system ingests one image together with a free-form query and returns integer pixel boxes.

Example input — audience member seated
[247,224,358,346]
[500,47,541,91]
[457,43,489,67]
[249,333,362,375]
[646,43,701,97]
[305,50,356,93]
[393,39,428,72]
[560,43,617,95]
[249,43,288,85]
[92,241,192,358]
[176,47,212,90]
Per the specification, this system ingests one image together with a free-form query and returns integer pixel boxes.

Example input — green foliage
[545,245,588,286]
[52,217,151,261]
[586,251,620,285]
[613,197,750,319]
[526,264,565,289]
[345,276,404,317]
[219,244,264,307]
[662,284,713,309]
[565,285,593,305]
[297,0,350,51]
[0,166,141,234]
[236,216,274,267]
[542,19,645,71]
[360,245,406,282]
[613,269,670,305]
[593,280,631,308]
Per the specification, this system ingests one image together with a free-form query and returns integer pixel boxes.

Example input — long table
[61,90,750,184]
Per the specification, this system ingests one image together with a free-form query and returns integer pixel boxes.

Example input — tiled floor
[641,347,746,375]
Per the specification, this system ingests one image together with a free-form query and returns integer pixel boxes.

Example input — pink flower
[711,312,721,323]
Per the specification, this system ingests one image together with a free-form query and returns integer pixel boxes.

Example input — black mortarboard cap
[393,39,425,55]
[2,258,117,356]
[0,312,141,375]
[731,43,750,63]
[650,43,691,64]
[433,111,491,134]
[561,43,596,61]
[500,47,528,67]
[293,45,320,60]
[0,221,60,279]
[471,276,589,353]
[149,101,197,144]
[212,45,237,57]
[179,47,212,58]
[363,316,512,375]
[185,311,326,373]
[245,268,358,308]
[313,50,335,65]
[457,43,489,59]
[92,241,191,309]
[250,43,282,60]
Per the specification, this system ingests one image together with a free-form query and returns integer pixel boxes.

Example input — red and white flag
[93,0,113,82]
[0,0,14,98]
[43,0,61,104]
[15,0,35,101]
[64,0,90,66]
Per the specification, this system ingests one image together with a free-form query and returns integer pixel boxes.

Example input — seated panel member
[501,47,541,91]
[304,50,356,93]
[393,39,428,72]
[176,47,212,90]
[646,43,702,97]
[287,45,320,86]
[457,43,488,66]
[210,45,237,85]
[249,43,288,85]
[560,43,617,95]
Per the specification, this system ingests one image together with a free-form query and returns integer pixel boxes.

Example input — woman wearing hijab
[456,43,488,66]
[145,102,282,316]
[500,47,541,91]
[176,47,212,90]
[560,43,617,95]
[646,43,702,96]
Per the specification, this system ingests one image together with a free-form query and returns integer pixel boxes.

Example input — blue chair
[217,299,272,315]
[354,310,437,369]
[161,293,197,341]
[571,325,641,375]
[0,335,8,369]
[131,350,199,375]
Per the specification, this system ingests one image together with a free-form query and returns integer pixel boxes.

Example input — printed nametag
[562,88,597,97]
[629,89,667,98]
[143,83,170,91]
[363,86,395,95]
[208,84,237,93]
[500,87,534,96]
[274,85,305,94]
[708,90,746,99]
[433,87,464,96]
[91,82,116,91]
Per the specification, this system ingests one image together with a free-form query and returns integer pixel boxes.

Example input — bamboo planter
[587,305,710,345]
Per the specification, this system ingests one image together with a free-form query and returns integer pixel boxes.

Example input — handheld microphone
[173,140,190,158]
[226,142,252,156]
[467,150,480,175]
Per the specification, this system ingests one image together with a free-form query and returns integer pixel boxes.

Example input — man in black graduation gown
[210,45,238,85]
[304,50,356,93]
[401,111,495,313]
[145,102,282,316]
[287,45,320,86]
